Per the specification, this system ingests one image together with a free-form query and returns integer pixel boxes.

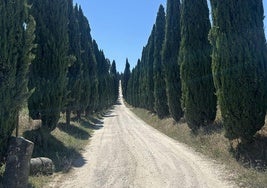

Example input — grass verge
[130,107,267,188]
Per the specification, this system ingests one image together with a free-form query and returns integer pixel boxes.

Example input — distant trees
[122,59,131,100]
[179,0,216,131]
[0,0,35,162]
[162,0,183,122]
[123,26,156,111]
[210,0,267,142]
[110,60,119,103]
[123,6,170,119]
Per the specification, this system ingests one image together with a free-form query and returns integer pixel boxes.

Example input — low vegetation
[130,107,267,188]
[0,107,105,188]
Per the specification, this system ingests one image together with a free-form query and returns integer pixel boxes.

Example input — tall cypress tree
[126,69,134,105]
[153,5,169,119]
[210,0,267,142]
[110,60,119,103]
[77,8,98,116]
[93,44,111,110]
[0,0,35,162]
[66,2,82,125]
[146,26,156,112]
[28,0,69,131]
[93,41,106,111]
[179,0,216,131]
[162,0,183,122]
[122,59,131,100]
[133,60,141,107]
[139,47,148,108]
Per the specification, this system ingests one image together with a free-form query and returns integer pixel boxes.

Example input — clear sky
[73,0,267,73]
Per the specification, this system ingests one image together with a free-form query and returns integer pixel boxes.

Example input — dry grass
[131,107,267,188]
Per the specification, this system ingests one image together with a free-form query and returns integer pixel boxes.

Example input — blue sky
[73,0,267,73]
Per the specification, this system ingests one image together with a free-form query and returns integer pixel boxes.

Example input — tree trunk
[3,137,34,188]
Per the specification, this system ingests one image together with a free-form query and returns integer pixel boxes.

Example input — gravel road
[54,91,236,188]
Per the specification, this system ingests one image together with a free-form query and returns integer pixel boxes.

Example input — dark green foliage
[78,9,98,116]
[28,0,70,131]
[93,41,115,111]
[0,0,35,162]
[146,26,156,112]
[123,23,158,112]
[122,59,131,100]
[110,60,119,103]
[210,0,267,142]
[129,60,142,107]
[126,69,134,105]
[162,0,183,122]
[138,48,150,109]
[179,0,216,131]
[65,2,82,124]
[153,5,169,119]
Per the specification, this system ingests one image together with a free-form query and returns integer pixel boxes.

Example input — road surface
[53,92,235,188]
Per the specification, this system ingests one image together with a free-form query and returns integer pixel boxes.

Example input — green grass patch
[131,107,267,188]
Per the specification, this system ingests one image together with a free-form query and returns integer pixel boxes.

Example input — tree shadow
[86,116,104,126]
[115,100,122,105]
[79,118,104,130]
[23,129,86,173]
[231,135,267,171]
[190,120,224,136]
[201,121,224,135]
[102,114,118,118]
[57,123,91,140]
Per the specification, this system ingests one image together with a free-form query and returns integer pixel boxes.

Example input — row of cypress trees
[123,0,267,143]
[0,0,119,163]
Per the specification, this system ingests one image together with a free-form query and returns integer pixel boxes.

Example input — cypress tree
[146,26,156,112]
[153,5,169,119]
[126,69,134,105]
[133,60,141,107]
[93,45,111,110]
[138,48,148,108]
[105,59,113,107]
[78,8,98,116]
[92,41,105,111]
[110,60,119,103]
[162,0,183,122]
[101,58,111,107]
[66,2,82,125]
[210,0,267,142]
[0,0,35,162]
[28,0,69,131]
[179,0,216,131]
[122,59,131,100]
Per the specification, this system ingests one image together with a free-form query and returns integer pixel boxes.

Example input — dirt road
[54,93,235,188]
